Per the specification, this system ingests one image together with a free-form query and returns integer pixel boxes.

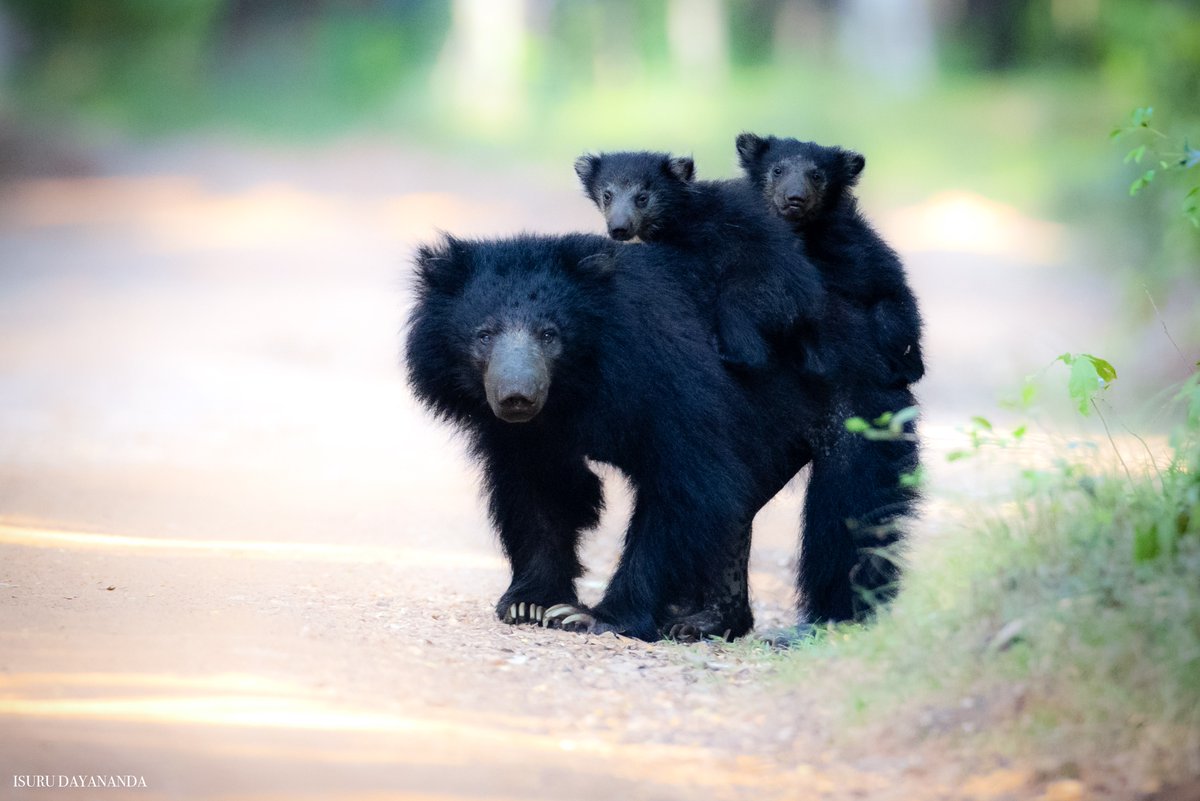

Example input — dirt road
[0,138,1130,800]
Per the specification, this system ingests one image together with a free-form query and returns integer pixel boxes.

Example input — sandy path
[0,137,1132,800]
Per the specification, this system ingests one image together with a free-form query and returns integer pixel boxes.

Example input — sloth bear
[736,133,925,388]
[574,150,824,373]
[405,232,918,641]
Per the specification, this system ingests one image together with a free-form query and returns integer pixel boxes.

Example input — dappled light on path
[881,190,1067,265]
[0,521,505,571]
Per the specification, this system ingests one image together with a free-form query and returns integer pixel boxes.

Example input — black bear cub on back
[736,133,925,388]
[574,150,824,372]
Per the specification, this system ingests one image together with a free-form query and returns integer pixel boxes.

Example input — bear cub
[575,150,824,372]
[736,133,925,388]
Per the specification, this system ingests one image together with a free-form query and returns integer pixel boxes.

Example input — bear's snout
[483,330,550,423]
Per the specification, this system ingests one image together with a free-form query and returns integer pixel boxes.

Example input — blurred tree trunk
[835,0,935,90]
[433,0,528,128]
[961,0,1031,70]
[666,0,729,84]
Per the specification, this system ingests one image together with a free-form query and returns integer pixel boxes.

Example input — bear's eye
[540,328,558,344]
[601,190,613,205]
[771,165,783,176]
[808,169,825,185]
[477,330,493,345]
[634,192,650,208]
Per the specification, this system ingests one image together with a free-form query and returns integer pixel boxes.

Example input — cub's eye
[634,193,650,208]
[601,190,613,205]
[540,328,559,344]
[771,165,783,176]
[477,330,493,345]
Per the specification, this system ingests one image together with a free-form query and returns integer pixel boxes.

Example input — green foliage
[1113,107,1200,226]
[844,406,919,442]
[1055,353,1117,415]
[779,364,1200,784]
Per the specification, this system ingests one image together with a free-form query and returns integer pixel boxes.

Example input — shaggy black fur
[736,133,925,388]
[405,233,919,641]
[574,151,825,373]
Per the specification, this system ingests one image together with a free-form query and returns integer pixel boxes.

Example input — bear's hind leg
[661,526,754,642]
[800,396,918,623]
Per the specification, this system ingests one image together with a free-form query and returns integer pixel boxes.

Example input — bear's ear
[574,153,601,193]
[735,132,769,170]
[842,150,866,185]
[665,155,695,183]
[414,234,473,296]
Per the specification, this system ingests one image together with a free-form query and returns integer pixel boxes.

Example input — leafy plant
[1112,106,1200,227]
[1055,352,1118,415]
[843,406,919,441]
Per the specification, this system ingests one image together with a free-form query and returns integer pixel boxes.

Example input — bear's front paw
[501,601,555,626]
[541,603,626,636]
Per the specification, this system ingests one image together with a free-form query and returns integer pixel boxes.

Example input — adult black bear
[736,133,925,388]
[405,232,919,641]
[574,150,824,373]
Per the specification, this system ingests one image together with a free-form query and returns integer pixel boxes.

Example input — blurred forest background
[1,7,1198,795]
[0,0,1197,370]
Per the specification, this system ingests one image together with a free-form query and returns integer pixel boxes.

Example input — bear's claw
[543,603,611,634]
[503,602,548,625]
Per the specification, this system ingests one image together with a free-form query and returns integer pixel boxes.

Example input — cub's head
[406,234,614,425]
[735,133,864,227]
[573,151,695,242]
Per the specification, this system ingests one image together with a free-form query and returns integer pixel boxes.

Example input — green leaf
[1125,145,1146,164]
[1109,127,1125,140]
[1082,354,1117,383]
[1020,380,1037,409]
[1012,424,1027,440]
[946,449,972,462]
[1134,523,1160,562]
[970,415,993,431]
[845,417,870,433]
[1131,106,1153,127]
[1058,353,1117,415]
[889,406,920,431]
[1130,169,1156,196]
[873,411,894,427]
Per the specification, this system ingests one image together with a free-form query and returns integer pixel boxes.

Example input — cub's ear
[561,235,617,278]
[574,153,601,192]
[666,155,695,183]
[735,132,769,169]
[842,150,866,185]
[414,234,472,296]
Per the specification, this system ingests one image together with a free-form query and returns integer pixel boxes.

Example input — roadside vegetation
[773,360,1199,789]
[752,125,1200,791]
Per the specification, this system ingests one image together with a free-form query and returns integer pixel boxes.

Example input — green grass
[765,372,1200,788]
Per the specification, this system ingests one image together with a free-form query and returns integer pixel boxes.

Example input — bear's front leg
[479,437,604,628]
